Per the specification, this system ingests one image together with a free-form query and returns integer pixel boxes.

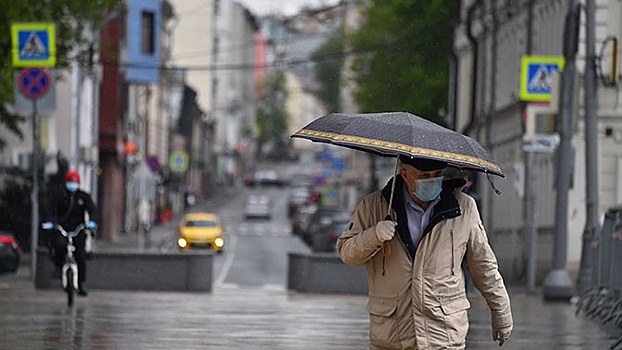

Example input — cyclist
[43,170,98,296]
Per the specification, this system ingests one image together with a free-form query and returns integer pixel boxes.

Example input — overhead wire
[74,0,538,74]
[172,29,336,60]
[97,22,441,74]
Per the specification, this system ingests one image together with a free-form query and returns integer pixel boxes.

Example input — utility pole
[73,62,82,169]
[577,0,598,294]
[542,0,580,300]
[30,99,40,283]
[523,0,536,294]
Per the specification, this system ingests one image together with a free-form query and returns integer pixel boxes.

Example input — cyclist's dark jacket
[47,189,98,230]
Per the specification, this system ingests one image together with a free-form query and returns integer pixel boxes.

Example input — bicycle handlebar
[42,223,87,239]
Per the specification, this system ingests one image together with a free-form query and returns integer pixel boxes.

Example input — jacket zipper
[450,229,455,275]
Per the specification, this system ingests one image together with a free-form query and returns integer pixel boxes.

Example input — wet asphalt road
[1,265,621,349]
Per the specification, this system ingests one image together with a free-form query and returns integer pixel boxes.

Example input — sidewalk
[2,265,621,349]
[10,239,622,349]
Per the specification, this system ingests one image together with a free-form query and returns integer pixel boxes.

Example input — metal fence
[576,206,622,350]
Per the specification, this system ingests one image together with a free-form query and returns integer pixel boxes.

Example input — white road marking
[261,284,286,291]
[228,224,292,236]
[214,234,237,286]
[217,283,240,289]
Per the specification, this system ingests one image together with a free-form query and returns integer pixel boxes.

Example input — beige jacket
[337,176,512,349]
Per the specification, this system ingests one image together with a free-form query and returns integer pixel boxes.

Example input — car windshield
[185,220,217,228]
[247,195,269,204]
[330,219,350,232]
[256,170,278,180]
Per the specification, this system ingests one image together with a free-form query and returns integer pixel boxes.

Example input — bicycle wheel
[66,269,75,307]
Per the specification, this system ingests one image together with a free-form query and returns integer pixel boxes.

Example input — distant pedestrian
[461,171,481,296]
[139,199,152,233]
[337,155,513,349]
[461,172,481,214]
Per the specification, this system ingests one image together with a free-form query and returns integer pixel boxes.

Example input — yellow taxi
[176,212,225,252]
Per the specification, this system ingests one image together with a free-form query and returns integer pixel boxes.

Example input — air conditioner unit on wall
[80,146,99,164]
[14,151,31,172]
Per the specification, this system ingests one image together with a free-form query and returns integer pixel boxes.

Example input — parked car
[301,206,350,246]
[0,232,21,273]
[310,211,352,252]
[291,203,317,237]
[244,170,286,187]
[244,194,273,220]
[177,212,225,253]
[287,186,312,218]
[288,172,315,188]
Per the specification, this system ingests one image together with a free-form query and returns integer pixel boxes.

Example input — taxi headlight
[214,237,224,248]
[177,237,188,248]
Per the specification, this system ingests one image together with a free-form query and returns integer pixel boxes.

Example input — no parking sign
[18,67,51,99]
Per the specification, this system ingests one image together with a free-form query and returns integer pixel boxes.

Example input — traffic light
[123,141,138,155]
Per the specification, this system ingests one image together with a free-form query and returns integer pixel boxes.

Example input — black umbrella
[291,111,504,177]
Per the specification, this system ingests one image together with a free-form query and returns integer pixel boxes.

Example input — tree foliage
[348,0,457,125]
[311,28,344,113]
[0,0,113,148]
[256,70,288,158]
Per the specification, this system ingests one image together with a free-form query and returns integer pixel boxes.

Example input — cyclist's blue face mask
[66,182,79,192]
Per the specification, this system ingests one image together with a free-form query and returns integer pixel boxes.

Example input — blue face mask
[413,176,443,202]
[66,182,79,192]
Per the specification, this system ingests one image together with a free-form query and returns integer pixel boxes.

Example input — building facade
[452,0,622,286]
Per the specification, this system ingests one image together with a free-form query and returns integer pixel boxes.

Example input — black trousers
[50,230,87,284]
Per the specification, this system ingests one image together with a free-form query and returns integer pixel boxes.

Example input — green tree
[0,0,113,148]
[311,28,344,113]
[256,70,288,159]
[348,0,456,125]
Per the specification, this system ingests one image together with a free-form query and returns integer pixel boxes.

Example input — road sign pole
[542,0,580,301]
[577,0,599,295]
[30,98,40,283]
[11,22,56,285]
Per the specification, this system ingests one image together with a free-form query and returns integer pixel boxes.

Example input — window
[141,11,155,55]
[214,0,220,15]
[213,36,219,56]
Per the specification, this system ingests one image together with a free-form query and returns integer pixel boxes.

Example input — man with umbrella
[337,155,513,349]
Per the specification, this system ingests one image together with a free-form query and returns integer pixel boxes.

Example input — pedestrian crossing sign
[11,22,57,67]
[520,56,564,102]
[170,151,189,172]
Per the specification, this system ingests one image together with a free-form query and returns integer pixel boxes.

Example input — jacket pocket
[436,297,470,347]
[367,296,400,349]
[440,297,471,315]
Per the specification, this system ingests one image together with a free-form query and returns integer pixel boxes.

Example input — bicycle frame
[46,223,85,306]
[61,232,79,292]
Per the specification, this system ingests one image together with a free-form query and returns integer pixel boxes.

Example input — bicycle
[42,222,86,307]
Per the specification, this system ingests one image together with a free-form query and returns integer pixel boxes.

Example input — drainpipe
[449,2,462,130]
[462,0,482,135]
[482,0,499,235]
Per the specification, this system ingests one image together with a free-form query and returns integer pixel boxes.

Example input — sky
[236,0,340,16]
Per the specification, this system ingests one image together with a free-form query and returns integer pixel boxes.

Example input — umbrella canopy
[291,111,504,177]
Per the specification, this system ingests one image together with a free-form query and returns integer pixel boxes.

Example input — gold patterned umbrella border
[292,129,504,177]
